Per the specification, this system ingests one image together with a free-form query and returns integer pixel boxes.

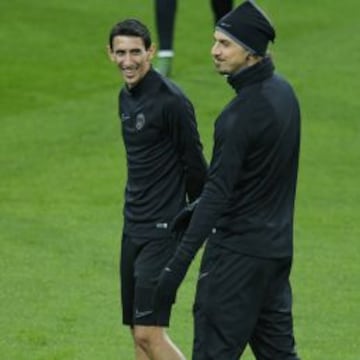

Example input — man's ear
[107,45,115,62]
[148,43,156,61]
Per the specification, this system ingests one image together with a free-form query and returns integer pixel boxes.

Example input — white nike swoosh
[135,310,153,319]
[198,272,209,281]
[121,114,131,121]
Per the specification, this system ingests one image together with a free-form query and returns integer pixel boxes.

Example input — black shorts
[120,233,177,327]
[192,241,300,360]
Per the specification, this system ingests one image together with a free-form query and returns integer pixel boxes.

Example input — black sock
[155,0,177,51]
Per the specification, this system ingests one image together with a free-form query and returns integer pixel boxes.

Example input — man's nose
[211,43,220,56]
[119,53,132,65]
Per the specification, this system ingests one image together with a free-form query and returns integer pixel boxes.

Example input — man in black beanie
[154,1,301,359]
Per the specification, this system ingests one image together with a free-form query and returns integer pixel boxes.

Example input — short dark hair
[108,19,152,51]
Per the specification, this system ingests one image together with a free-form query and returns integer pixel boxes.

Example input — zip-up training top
[177,57,301,260]
[119,68,207,238]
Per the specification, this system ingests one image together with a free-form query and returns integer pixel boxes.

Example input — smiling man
[107,19,207,360]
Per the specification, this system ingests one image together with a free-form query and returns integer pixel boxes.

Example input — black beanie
[215,0,275,56]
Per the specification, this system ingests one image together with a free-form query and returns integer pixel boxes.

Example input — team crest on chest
[135,113,146,131]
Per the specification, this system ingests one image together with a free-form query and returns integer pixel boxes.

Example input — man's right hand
[170,198,200,234]
[153,255,191,310]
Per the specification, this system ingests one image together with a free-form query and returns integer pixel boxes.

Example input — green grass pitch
[1,0,359,359]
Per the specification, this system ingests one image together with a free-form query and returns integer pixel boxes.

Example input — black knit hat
[216,0,275,56]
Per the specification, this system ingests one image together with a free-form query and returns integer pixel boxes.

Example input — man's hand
[153,256,191,310]
[170,198,200,233]
[154,199,200,309]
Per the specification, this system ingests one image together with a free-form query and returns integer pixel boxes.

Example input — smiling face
[211,30,252,76]
[108,35,155,89]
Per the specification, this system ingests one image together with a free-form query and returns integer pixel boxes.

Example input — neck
[247,54,264,67]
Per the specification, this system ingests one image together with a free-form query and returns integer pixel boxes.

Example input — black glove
[170,198,200,234]
[153,255,191,310]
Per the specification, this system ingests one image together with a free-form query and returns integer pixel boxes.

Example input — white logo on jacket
[135,113,146,130]
[121,113,130,122]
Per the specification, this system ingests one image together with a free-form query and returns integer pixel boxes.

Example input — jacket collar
[227,56,275,93]
[124,67,160,97]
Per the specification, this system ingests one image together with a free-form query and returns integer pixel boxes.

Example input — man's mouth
[121,67,137,77]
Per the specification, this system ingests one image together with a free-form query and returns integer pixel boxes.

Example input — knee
[133,326,159,351]
[133,327,150,349]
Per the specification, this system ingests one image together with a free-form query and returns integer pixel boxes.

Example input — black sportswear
[119,68,207,238]
[174,56,301,262]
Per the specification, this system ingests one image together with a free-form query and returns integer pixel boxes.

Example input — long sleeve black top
[119,69,207,238]
[177,57,301,260]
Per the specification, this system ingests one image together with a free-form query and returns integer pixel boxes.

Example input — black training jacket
[178,57,301,259]
[119,68,207,238]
